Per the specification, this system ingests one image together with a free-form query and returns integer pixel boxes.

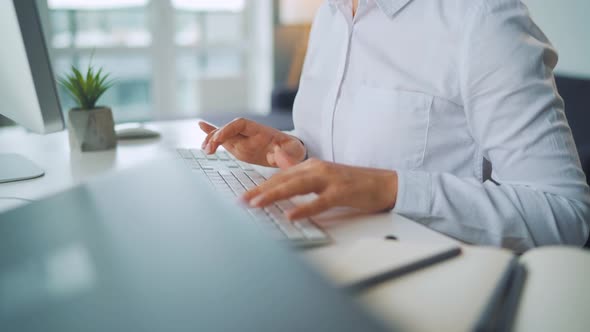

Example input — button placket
[327,2,356,163]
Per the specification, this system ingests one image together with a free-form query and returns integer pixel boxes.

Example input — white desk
[0,119,457,246]
[0,119,464,330]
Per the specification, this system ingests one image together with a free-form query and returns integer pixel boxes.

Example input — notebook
[307,239,590,332]
[511,247,590,332]
[310,239,461,289]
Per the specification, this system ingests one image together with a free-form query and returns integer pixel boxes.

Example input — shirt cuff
[393,170,432,217]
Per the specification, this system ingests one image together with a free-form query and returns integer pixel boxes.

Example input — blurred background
[1,0,588,127]
[29,0,324,125]
[39,0,275,123]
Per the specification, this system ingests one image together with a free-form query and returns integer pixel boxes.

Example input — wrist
[381,170,398,210]
[287,134,307,162]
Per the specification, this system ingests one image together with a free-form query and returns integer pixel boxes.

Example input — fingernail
[205,143,212,154]
[201,141,207,149]
[249,195,264,207]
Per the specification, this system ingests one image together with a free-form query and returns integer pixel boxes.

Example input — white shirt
[291,0,590,252]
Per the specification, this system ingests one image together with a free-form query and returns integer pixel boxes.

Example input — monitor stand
[0,153,45,184]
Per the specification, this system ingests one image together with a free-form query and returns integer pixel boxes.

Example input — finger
[274,145,299,170]
[207,119,251,153]
[202,128,219,151]
[198,121,217,134]
[248,177,322,208]
[199,122,219,151]
[286,194,335,220]
[266,152,277,167]
[241,166,307,202]
[266,144,297,168]
[241,174,286,202]
[212,118,259,145]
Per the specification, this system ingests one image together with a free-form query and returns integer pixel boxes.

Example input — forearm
[394,171,590,253]
[362,167,398,211]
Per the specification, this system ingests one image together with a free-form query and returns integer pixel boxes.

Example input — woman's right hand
[198,118,306,168]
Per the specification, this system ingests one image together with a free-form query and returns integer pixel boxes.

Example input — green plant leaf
[57,63,115,110]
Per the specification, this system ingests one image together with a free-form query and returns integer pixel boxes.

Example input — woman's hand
[199,118,306,167]
[242,146,399,220]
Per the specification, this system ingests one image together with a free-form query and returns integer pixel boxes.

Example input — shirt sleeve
[393,0,590,252]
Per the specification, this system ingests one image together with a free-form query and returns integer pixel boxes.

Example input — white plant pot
[68,107,117,152]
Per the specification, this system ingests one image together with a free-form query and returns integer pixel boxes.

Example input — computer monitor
[0,0,64,183]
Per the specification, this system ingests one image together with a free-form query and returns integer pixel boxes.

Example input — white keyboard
[177,148,330,247]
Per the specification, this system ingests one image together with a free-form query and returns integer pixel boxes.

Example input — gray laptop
[0,160,393,331]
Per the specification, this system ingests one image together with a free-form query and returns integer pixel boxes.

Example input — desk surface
[0,119,457,246]
[0,119,464,331]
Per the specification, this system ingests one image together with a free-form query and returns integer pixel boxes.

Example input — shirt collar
[328,0,413,17]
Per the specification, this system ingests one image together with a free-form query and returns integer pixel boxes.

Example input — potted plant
[59,64,117,152]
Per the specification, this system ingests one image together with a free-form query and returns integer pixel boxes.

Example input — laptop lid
[0,160,392,331]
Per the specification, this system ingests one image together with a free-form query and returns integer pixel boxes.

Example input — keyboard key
[218,169,232,176]
[190,149,206,160]
[246,173,266,186]
[217,151,231,161]
[232,171,257,190]
[242,180,257,190]
[255,215,275,225]
[276,220,305,240]
[275,200,294,212]
[264,205,283,218]
[225,161,240,169]
[221,179,237,186]
[227,182,243,191]
[226,181,246,193]
[294,220,327,240]
[220,176,237,183]
[198,161,215,170]
[237,161,255,171]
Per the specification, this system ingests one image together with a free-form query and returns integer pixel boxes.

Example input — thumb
[274,145,299,170]
[198,121,217,134]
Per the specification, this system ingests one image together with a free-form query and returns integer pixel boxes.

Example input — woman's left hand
[242,146,399,220]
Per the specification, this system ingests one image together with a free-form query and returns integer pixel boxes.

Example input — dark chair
[554,75,590,248]
[195,86,299,131]
[199,111,294,131]
[555,75,590,179]
[271,85,299,113]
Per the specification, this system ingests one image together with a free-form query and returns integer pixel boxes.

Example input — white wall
[524,0,590,79]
